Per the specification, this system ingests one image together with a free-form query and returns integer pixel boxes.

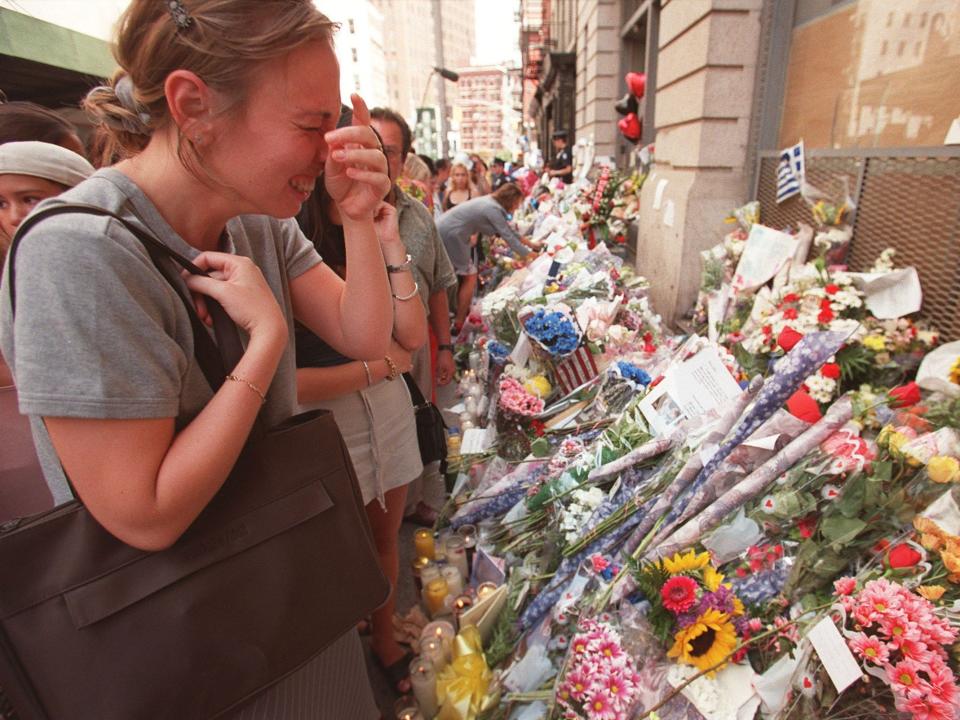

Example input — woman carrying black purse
[0,1,397,717]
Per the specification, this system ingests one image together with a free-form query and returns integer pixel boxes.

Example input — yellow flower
[941,549,960,575]
[920,533,944,552]
[863,335,887,352]
[914,515,944,537]
[732,596,746,617]
[918,585,946,601]
[662,549,712,575]
[667,608,739,676]
[703,566,725,592]
[928,456,960,484]
[523,376,552,398]
[950,357,960,386]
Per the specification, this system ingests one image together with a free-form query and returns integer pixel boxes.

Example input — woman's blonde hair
[402,154,430,184]
[448,162,471,190]
[84,0,337,165]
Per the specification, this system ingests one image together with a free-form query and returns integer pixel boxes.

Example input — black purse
[402,372,448,465]
[0,204,390,720]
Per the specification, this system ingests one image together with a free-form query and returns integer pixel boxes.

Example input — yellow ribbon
[435,626,500,720]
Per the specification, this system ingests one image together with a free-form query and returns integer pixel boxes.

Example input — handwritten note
[807,617,862,693]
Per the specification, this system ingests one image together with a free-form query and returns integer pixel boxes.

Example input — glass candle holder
[444,535,469,582]
[419,560,441,587]
[419,637,446,673]
[456,524,477,573]
[411,556,432,596]
[440,564,464,598]
[393,695,425,720]
[420,620,455,663]
[408,658,438,719]
[476,582,498,601]
[452,595,473,629]
[413,528,435,561]
[422,577,449,617]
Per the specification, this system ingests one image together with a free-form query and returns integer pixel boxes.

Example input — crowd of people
[0,1,577,717]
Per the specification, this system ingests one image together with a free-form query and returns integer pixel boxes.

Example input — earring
[193,133,203,145]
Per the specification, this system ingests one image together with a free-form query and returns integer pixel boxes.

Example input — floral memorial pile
[398,171,960,720]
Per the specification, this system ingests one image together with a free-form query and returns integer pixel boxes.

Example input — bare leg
[365,484,411,691]
[453,272,478,331]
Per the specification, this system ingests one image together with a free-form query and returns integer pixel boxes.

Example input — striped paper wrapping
[554,344,599,395]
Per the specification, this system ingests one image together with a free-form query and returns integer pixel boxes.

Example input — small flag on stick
[776,140,804,204]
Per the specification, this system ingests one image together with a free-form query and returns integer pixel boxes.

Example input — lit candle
[413,529,436,561]
[476,582,498,600]
[453,595,473,629]
[394,695,426,720]
[420,560,441,586]
[444,535,469,582]
[457,524,477,573]
[408,658,438,719]
[440,564,464,598]
[423,577,449,617]
[419,637,446,672]
[411,556,431,596]
[421,620,455,662]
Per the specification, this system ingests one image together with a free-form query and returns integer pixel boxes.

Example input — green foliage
[631,560,674,644]
[484,574,524,669]
[835,343,873,386]
[926,395,960,432]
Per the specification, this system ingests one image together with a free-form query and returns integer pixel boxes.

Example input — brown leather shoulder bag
[0,204,389,720]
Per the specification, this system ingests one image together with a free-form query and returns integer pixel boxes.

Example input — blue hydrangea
[487,341,510,361]
[523,308,580,356]
[616,361,651,386]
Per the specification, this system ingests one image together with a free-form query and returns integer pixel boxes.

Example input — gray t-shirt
[0,168,322,504]
[435,194,528,274]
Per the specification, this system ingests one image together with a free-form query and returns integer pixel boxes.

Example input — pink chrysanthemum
[584,691,619,720]
[897,638,935,665]
[903,695,956,720]
[833,576,857,596]
[660,575,698,613]
[887,660,926,700]
[848,632,890,665]
[926,657,958,705]
[879,612,921,646]
[562,667,593,702]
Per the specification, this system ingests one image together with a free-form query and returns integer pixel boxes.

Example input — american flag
[554,344,599,396]
[776,140,804,204]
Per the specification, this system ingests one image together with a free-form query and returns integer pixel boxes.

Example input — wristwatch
[385,254,413,273]
[437,343,454,353]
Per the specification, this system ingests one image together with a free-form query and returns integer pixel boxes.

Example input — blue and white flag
[776,140,804,203]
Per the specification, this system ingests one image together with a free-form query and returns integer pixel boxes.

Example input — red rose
[778,327,804,352]
[889,381,921,408]
[762,324,773,335]
[820,298,833,311]
[783,293,800,304]
[818,307,834,324]
[825,284,839,295]
[787,389,822,423]
[820,362,841,379]
[783,307,799,320]
[886,543,922,569]
[797,514,818,539]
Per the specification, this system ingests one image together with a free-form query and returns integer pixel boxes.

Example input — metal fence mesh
[849,155,960,341]
[758,153,960,340]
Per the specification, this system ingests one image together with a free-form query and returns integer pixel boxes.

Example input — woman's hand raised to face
[324,94,391,223]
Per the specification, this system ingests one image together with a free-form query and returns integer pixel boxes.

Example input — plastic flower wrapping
[414,178,959,720]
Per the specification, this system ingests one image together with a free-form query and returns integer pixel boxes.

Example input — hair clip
[167,0,193,29]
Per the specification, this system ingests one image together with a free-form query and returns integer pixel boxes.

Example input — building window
[351,48,358,62]
[348,19,355,33]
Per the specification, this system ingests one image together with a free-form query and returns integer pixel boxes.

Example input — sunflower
[703,565,725,592]
[662,549,711,575]
[667,608,739,675]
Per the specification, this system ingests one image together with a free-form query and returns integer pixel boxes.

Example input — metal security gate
[755,147,960,340]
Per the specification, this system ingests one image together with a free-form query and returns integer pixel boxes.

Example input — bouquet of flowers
[524,306,583,358]
[554,618,643,719]
[793,577,960,720]
[632,550,748,676]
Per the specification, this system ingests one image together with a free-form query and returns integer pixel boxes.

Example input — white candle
[419,637,446,673]
[444,536,469,581]
[421,620,455,663]
[409,658,438,719]
[440,564,464,598]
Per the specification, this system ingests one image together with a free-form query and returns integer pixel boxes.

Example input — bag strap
[401,371,429,409]
[7,203,245,391]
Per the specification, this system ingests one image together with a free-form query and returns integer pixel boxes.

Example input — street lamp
[419,66,460,158]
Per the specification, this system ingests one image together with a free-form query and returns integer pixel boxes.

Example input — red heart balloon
[625,72,646,99]
[618,112,641,141]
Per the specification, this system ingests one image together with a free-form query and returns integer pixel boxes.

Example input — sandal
[373,649,415,694]
[404,501,438,527]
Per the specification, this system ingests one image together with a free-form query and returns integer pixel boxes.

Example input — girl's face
[201,39,342,219]
[0,174,67,238]
[451,165,469,189]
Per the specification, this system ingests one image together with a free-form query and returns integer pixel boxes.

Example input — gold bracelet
[391,281,419,301]
[361,360,372,387]
[225,374,267,404]
[383,355,399,381]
